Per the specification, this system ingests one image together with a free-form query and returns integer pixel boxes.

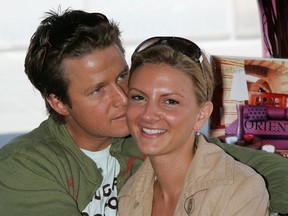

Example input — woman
[118,36,269,215]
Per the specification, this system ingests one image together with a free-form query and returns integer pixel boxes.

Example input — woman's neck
[151,154,192,196]
[150,152,193,216]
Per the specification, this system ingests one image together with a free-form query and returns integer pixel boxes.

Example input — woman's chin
[139,146,159,156]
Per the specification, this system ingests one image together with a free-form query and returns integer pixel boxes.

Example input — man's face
[62,44,129,150]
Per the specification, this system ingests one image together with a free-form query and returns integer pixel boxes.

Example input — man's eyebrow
[120,65,129,74]
[83,82,104,94]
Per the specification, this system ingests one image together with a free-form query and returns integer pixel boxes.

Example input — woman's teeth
[142,128,166,135]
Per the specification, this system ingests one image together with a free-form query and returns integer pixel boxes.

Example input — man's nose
[112,84,128,106]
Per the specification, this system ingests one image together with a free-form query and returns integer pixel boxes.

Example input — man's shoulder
[118,135,144,157]
[0,119,65,160]
[0,118,85,184]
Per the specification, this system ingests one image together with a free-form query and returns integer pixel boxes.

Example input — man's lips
[113,113,126,120]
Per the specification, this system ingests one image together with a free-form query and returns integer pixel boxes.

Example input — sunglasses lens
[168,38,201,62]
[135,37,161,53]
[134,37,201,63]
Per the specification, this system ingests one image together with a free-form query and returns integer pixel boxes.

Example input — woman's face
[127,63,209,157]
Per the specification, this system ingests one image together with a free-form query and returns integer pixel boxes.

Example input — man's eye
[94,86,103,93]
[118,71,129,81]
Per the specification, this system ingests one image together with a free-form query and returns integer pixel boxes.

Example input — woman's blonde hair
[130,44,215,106]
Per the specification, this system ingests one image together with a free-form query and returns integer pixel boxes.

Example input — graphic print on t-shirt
[81,145,120,216]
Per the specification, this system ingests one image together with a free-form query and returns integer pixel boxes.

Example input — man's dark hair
[24,9,125,124]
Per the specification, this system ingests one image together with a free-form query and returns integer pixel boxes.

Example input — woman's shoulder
[198,137,265,184]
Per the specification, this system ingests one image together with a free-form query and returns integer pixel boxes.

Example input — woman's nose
[141,101,161,122]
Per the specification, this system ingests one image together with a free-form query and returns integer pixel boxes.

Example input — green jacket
[0,117,144,216]
[0,118,287,215]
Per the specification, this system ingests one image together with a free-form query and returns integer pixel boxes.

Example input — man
[0,9,287,216]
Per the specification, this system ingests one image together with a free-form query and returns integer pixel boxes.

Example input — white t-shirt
[81,145,120,216]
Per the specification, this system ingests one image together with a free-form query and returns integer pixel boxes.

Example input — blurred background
[0,0,264,146]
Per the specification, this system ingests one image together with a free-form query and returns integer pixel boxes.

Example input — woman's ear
[46,94,70,116]
[194,101,213,131]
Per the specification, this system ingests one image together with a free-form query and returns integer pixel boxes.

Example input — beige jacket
[118,136,269,216]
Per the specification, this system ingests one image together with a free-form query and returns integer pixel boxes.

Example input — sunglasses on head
[133,36,203,64]
[40,12,108,71]
[133,36,208,100]
[48,12,109,47]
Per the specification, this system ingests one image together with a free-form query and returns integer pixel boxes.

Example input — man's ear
[46,94,70,116]
[194,101,213,131]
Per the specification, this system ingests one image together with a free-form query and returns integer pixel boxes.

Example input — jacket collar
[119,135,235,201]
[46,117,126,182]
[182,135,234,196]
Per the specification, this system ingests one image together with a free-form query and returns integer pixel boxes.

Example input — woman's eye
[130,95,145,101]
[165,99,179,105]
